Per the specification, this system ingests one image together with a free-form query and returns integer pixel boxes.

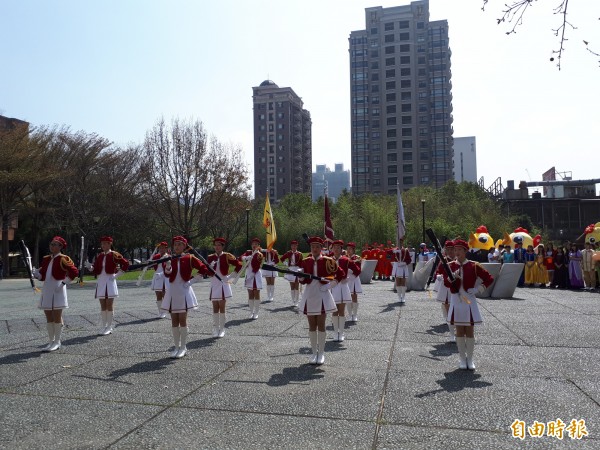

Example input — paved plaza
[0,276,599,449]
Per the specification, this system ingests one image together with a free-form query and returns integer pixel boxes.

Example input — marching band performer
[240,238,264,319]
[390,240,412,303]
[162,236,209,358]
[33,236,78,352]
[151,241,169,319]
[442,239,494,370]
[85,236,129,336]
[207,237,242,338]
[261,246,280,302]
[280,240,304,307]
[435,240,456,342]
[330,240,360,341]
[345,242,362,322]
[298,236,344,365]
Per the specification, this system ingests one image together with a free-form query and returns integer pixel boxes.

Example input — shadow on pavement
[0,350,43,365]
[415,370,493,398]
[267,365,326,386]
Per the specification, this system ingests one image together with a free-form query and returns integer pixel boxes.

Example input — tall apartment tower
[349,1,454,194]
[252,80,312,201]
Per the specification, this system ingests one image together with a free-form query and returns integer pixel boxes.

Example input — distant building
[0,115,29,132]
[252,80,312,201]
[312,164,351,202]
[349,1,454,195]
[453,136,477,183]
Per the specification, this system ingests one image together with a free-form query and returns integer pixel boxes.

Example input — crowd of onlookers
[476,241,599,290]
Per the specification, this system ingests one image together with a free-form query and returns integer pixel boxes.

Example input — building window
[418,56,426,65]
[269,145,274,153]
[372,85,380,93]
[371,27,378,35]
[401,104,412,112]
[278,145,285,151]
[372,108,380,116]
[372,96,380,104]
[388,165,397,174]
[387,104,396,114]
[388,177,397,185]
[400,68,411,76]
[421,164,430,170]
[420,152,429,160]
[269,167,275,175]
[371,120,380,128]
[277,123,284,129]
[387,129,397,138]
[387,153,397,161]
[387,141,397,150]
[370,50,379,58]
[373,167,381,174]
[421,176,429,183]
[417,22,425,29]
[371,61,379,69]
[259,136,266,142]
[277,112,284,119]
[402,141,413,150]
[384,35,394,43]
[385,57,395,66]
[386,117,396,126]
[399,32,410,41]
[403,176,413,185]
[399,44,410,52]
[399,21,409,29]
[385,69,395,78]
[259,114,265,120]
[402,116,412,125]
[402,128,412,137]
[400,80,411,88]
[386,81,396,90]
[371,73,379,81]
[419,103,428,112]
[384,22,394,31]
[372,132,380,139]
[385,45,395,54]
[400,56,410,64]
[419,127,428,135]
[269,156,274,164]
[403,164,413,172]
[372,154,381,162]
[401,92,411,101]
[279,177,285,184]
[386,93,396,101]
[259,125,265,131]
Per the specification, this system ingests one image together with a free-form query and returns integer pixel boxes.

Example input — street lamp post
[245,208,250,249]
[421,199,426,244]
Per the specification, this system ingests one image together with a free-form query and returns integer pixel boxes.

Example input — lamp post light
[421,199,426,244]
[246,208,250,249]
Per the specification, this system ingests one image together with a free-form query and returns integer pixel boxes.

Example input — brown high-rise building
[349,1,454,194]
[252,80,312,201]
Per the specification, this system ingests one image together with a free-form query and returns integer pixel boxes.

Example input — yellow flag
[262,192,277,250]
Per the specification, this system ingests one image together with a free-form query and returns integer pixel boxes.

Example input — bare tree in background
[141,118,250,243]
[482,0,599,69]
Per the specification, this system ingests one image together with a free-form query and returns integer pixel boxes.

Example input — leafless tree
[482,0,599,69]
[140,118,251,244]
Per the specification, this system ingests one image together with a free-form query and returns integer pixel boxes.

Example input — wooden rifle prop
[426,235,447,288]
[425,229,455,283]
[18,240,40,293]
[261,263,333,282]
[186,245,223,282]
[78,236,86,285]
[136,244,160,286]
[128,254,183,271]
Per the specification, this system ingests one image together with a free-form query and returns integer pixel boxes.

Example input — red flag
[324,191,334,241]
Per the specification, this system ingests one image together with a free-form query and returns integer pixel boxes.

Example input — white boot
[352,303,358,322]
[157,301,166,318]
[308,331,318,364]
[465,337,476,370]
[456,336,467,369]
[103,311,114,335]
[338,315,346,342]
[252,300,259,320]
[176,327,188,358]
[218,313,226,338]
[399,286,406,303]
[331,315,339,341]
[449,324,456,342]
[42,323,55,352]
[212,313,220,337]
[99,311,108,335]
[317,331,326,364]
[49,322,62,351]
[267,285,274,302]
[170,327,180,358]
[248,299,254,319]
[292,290,298,306]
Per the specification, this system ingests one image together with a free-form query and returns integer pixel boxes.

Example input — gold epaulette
[60,255,75,269]
[324,256,338,274]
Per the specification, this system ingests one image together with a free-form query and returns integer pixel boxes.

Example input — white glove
[283,261,289,267]
[165,261,172,272]
[243,255,251,262]
[55,281,66,292]
[221,274,230,282]
[84,261,93,271]
[115,270,125,279]
[32,267,39,277]
[477,285,486,294]
[190,274,203,285]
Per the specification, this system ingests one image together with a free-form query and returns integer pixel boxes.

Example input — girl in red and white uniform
[162,236,209,358]
[442,239,494,370]
[345,242,363,322]
[206,237,242,338]
[330,240,360,342]
[298,236,344,365]
[151,241,169,319]
[261,247,280,302]
[390,240,412,303]
[280,240,304,306]
[434,240,456,342]
[85,236,129,336]
[239,238,264,319]
[33,236,79,352]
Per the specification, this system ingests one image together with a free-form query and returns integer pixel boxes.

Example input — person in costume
[434,240,456,342]
[162,236,209,358]
[151,241,170,319]
[345,242,363,322]
[85,236,129,335]
[513,242,527,287]
[443,239,494,370]
[261,246,280,302]
[206,237,242,338]
[280,240,304,307]
[298,236,344,365]
[582,242,597,290]
[390,240,412,303]
[329,240,360,342]
[544,243,557,282]
[534,244,549,288]
[568,243,584,289]
[551,246,569,289]
[239,238,264,319]
[33,236,78,352]
[524,245,536,287]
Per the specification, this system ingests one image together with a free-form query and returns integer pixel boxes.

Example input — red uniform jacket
[239,250,264,272]
[152,252,169,270]
[39,254,79,281]
[443,259,494,293]
[165,254,208,283]
[206,252,242,276]
[261,249,280,264]
[92,251,129,275]
[388,247,412,264]
[280,250,303,267]
[336,255,361,278]
[298,255,345,285]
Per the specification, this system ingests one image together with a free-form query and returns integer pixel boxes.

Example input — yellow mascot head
[468,225,495,251]
[584,222,600,246]
[503,227,542,249]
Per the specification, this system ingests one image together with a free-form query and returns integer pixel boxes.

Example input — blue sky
[2,0,598,194]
